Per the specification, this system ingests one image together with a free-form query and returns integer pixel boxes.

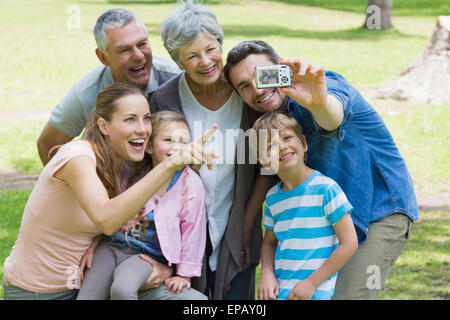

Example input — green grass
[1,0,449,300]
[379,103,450,195]
[0,120,46,174]
[0,0,439,174]
[1,190,448,300]
[0,189,32,298]
[254,209,450,300]
[378,210,450,300]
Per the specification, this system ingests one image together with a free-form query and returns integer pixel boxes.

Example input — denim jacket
[288,71,419,242]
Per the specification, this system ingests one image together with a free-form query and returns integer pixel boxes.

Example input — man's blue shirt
[287,71,418,242]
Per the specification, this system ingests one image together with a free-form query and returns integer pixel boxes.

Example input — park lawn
[1,189,448,300]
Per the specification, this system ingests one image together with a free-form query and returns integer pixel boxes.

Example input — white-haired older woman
[150,1,271,300]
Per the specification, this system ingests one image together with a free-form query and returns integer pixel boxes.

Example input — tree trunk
[364,0,393,30]
[375,16,450,105]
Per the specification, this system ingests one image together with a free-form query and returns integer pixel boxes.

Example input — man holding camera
[224,40,418,300]
[37,8,180,165]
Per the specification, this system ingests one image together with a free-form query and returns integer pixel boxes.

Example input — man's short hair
[93,8,148,54]
[224,40,280,87]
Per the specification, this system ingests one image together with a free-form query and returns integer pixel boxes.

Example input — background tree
[375,16,450,104]
[364,0,393,29]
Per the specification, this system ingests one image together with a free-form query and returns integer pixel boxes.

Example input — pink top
[3,140,101,293]
[121,166,207,277]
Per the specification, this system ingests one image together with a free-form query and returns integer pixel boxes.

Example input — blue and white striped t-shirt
[263,170,353,300]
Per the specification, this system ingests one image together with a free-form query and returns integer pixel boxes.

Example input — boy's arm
[242,175,276,267]
[288,213,358,300]
[258,229,279,300]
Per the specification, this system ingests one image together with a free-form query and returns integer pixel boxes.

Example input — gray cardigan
[149,73,263,299]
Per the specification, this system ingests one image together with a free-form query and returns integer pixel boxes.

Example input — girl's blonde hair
[126,110,192,243]
[126,110,190,189]
[150,110,190,145]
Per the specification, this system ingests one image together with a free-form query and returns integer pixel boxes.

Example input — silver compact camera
[255,64,292,89]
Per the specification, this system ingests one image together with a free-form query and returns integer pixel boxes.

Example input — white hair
[160,0,224,67]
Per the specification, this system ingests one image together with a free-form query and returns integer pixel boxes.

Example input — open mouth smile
[130,64,147,74]
[199,65,216,76]
[128,138,146,151]
[257,90,275,104]
[279,151,295,161]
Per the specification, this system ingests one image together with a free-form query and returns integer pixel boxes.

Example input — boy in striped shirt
[253,111,358,300]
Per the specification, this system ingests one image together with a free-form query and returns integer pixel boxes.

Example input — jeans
[2,278,77,300]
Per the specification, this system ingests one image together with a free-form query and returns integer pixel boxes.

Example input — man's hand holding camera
[279,58,327,111]
[279,58,344,132]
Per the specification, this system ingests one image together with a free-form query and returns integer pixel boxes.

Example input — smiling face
[98,94,152,165]
[229,54,287,113]
[147,120,191,167]
[260,128,308,174]
[97,20,152,90]
[177,31,223,86]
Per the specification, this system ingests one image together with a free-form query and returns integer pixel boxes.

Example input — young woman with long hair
[3,83,216,300]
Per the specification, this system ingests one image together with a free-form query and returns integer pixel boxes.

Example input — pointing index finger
[197,124,218,145]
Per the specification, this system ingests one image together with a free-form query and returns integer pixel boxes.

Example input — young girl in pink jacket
[77,111,207,300]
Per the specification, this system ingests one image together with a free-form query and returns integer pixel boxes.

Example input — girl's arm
[288,213,358,300]
[55,126,218,235]
[56,155,179,235]
[177,172,207,278]
[258,229,279,300]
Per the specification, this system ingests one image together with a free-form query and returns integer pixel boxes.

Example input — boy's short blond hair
[252,111,307,163]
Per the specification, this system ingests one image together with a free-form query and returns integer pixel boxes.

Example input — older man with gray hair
[37,8,180,165]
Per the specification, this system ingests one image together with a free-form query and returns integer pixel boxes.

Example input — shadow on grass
[143,22,425,41]
[221,24,423,40]
[104,0,237,4]
[261,0,450,17]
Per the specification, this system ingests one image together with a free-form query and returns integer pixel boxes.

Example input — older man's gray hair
[93,8,149,54]
[160,0,224,68]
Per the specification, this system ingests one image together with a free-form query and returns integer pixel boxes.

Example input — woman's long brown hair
[83,83,146,198]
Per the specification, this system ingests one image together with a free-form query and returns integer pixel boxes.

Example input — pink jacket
[141,166,206,278]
